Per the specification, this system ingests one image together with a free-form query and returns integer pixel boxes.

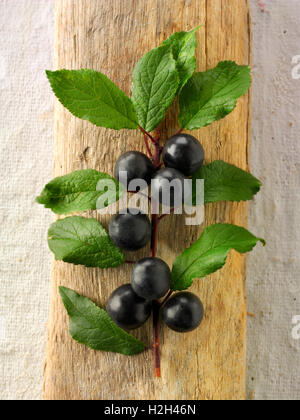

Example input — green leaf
[132,45,179,132]
[59,287,146,355]
[48,216,125,268]
[171,224,265,291]
[46,69,138,130]
[179,61,251,130]
[36,169,124,215]
[192,160,262,205]
[163,27,199,90]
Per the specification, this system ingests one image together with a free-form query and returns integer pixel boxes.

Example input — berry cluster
[106,133,205,334]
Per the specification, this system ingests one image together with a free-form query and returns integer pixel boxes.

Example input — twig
[153,301,161,378]
[151,214,159,258]
[160,290,173,307]
[147,129,163,378]
[139,126,157,145]
[154,128,161,142]
[143,134,153,159]
[141,125,172,378]
[153,144,161,168]
[151,204,161,377]
[175,128,183,136]
[152,290,173,378]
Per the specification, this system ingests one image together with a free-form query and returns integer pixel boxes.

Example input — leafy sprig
[38,27,263,367]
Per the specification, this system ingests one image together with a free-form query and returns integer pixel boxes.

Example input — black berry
[131,257,171,300]
[114,151,155,188]
[151,167,191,207]
[109,209,151,251]
[162,133,205,176]
[162,292,204,333]
[106,284,152,330]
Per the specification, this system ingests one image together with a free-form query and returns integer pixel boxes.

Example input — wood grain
[43,0,252,400]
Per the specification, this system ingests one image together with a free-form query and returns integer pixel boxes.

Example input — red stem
[139,127,162,168]
[161,290,173,307]
[143,134,153,160]
[147,128,163,378]
[151,206,161,377]
[153,144,161,168]
[175,128,183,136]
[153,300,161,378]
[151,214,159,258]
[139,126,157,145]
[140,125,172,378]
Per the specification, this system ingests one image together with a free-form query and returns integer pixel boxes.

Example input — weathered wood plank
[43,0,251,400]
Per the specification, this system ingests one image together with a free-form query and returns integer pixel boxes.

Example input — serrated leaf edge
[59,286,146,356]
[179,61,252,130]
[46,69,139,130]
[171,223,265,291]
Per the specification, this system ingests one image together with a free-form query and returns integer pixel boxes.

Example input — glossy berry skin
[109,209,151,251]
[162,292,204,333]
[131,257,171,300]
[162,133,205,176]
[106,284,152,330]
[151,167,191,207]
[114,151,155,187]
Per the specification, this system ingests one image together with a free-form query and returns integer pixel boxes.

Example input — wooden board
[43,0,252,400]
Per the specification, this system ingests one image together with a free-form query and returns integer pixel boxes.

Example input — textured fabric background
[247,0,300,400]
[0,0,54,400]
[0,0,299,400]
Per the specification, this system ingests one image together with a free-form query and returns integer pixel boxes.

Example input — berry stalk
[141,127,163,378]
[151,214,159,258]
[151,209,161,377]
[139,126,157,145]
[143,134,153,160]
[140,127,176,378]
[153,300,161,378]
